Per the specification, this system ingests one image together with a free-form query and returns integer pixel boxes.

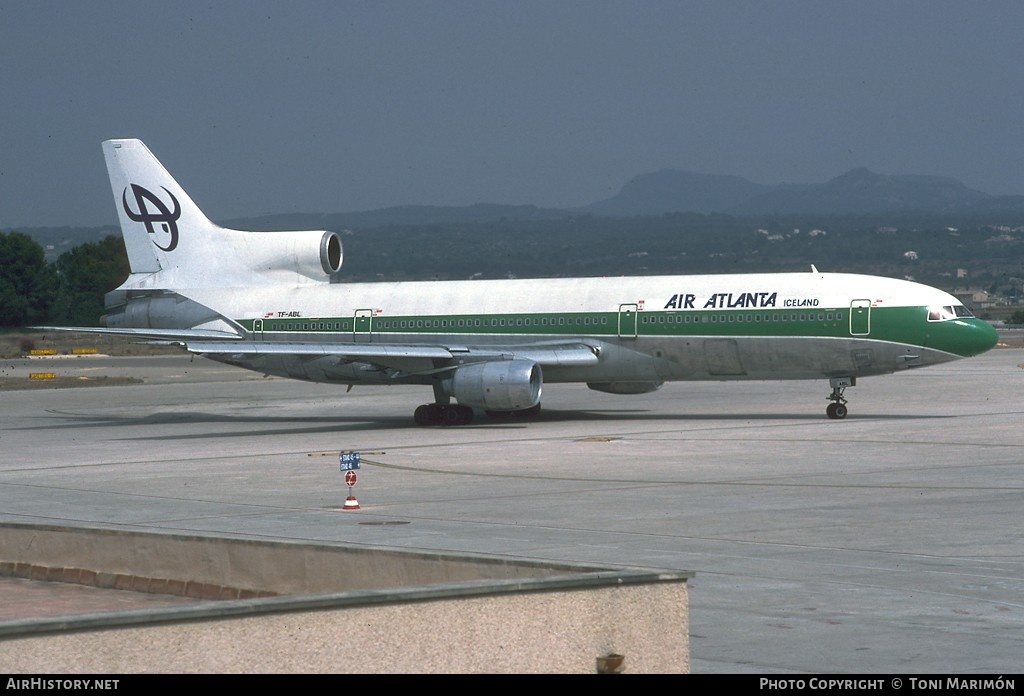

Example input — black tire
[414,404,435,426]
[514,403,542,419]
[442,406,463,426]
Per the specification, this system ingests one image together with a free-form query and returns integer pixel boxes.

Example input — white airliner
[43,139,999,424]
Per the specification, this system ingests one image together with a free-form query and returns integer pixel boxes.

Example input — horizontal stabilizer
[32,326,244,341]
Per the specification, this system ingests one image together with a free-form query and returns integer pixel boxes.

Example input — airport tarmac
[1,345,1022,674]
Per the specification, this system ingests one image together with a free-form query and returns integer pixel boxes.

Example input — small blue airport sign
[340,451,361,471]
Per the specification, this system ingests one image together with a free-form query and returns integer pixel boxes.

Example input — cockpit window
[927,304,974,321]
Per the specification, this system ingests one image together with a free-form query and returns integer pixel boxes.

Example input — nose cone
[959,319,1000,357]
[927,318,999,357]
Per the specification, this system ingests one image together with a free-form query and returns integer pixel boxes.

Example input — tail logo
[122,184,181,251]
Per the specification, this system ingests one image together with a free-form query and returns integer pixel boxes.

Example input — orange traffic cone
[343,495,360,511]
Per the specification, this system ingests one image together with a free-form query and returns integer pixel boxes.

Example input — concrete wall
[0,523,691,674]
[0,523,593,598]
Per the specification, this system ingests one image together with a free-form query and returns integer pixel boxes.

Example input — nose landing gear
[826,376,855,420]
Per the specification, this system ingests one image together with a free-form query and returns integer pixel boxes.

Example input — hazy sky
[3,1,1024,228]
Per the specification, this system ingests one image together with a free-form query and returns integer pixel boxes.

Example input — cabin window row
[374,316,611,330]
[267,317,613,331]
[264,312,846,332]
[640,312,844,324]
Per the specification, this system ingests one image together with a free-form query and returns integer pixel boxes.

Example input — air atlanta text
[664,292,779,310]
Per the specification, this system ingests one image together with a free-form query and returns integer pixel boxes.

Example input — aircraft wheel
[416,404,475,426]
[514,403,542,420]
[440,405,462,426]
[826,403,848,420]
[414,404,437,426]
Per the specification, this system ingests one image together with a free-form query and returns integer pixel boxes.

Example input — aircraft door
[253,319,264,341]
[618,304,638,339]
[353,309,374,343]
[850,300,871,336]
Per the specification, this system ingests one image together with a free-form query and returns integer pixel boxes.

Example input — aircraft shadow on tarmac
[18,406,951,441]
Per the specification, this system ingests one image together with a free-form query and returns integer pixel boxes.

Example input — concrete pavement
[1,345,1022,673]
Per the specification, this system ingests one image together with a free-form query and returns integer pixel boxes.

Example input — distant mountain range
[580,168,1024,216]
[226,167,1024,231]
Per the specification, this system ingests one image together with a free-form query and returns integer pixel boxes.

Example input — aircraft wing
[184,341,454,360]
[182,340,600,367]
[32,325,599,369]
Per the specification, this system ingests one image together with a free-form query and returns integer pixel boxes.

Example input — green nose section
[956,319,1000,357]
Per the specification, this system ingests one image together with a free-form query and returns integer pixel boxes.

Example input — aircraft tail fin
[103,139,217,275]
[102,139,342,286]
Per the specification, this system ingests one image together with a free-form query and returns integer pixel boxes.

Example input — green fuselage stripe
[239,306,930,341]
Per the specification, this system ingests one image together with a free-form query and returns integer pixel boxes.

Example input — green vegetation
[49,235,130,326]
[0,232,126,327]
[0,232,57,327]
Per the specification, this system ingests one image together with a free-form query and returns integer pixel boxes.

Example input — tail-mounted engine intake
[230,229,342,280]
[451,360,542,411]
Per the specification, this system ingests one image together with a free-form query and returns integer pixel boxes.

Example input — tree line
[0,232,128,328]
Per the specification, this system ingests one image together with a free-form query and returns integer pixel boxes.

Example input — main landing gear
[414,403,474,426]
[412,402,543,426]
[414,382,475,426]
[826,377,855,420]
